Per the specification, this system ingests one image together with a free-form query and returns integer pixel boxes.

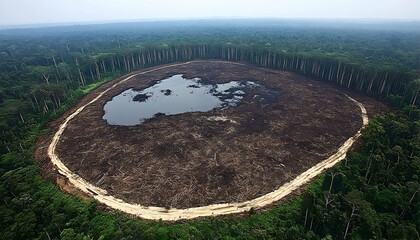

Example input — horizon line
[1,17,420,31]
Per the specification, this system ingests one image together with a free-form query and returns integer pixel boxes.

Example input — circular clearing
[47,60,369,220]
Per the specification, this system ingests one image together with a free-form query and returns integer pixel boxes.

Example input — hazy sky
[1,0,419,25]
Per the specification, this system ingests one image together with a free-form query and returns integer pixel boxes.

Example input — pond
[103,74,278,126]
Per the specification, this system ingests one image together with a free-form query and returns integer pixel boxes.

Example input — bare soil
[35,60,389,209]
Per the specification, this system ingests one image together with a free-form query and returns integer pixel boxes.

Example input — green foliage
[81,77,111,94]
[0,20,419,239]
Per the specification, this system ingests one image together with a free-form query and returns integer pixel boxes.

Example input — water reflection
[103,74,276,126]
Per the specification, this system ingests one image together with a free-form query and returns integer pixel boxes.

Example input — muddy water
[103,74,278,126]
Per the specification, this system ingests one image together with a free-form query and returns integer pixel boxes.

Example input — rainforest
[0,19,419,239]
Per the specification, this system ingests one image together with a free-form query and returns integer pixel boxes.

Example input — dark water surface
[103,74,278,126]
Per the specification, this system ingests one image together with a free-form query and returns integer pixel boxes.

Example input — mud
[103,74,276,126]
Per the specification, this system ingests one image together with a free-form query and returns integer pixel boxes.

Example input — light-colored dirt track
[47,61,368,221]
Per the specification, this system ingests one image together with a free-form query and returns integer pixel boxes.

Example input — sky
[0,0,419,26]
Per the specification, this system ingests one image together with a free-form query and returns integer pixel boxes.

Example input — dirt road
[47,61,368,221]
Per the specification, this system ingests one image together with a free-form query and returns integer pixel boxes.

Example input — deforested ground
[36,60,390,209]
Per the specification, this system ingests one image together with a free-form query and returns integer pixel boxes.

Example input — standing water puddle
[103,74,279,126]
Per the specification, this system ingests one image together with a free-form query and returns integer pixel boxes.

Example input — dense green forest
[0,19,419,239]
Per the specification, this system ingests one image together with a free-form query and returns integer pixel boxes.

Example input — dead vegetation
[36,60,389,209]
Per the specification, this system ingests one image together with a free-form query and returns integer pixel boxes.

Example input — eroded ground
[35,60,390,209]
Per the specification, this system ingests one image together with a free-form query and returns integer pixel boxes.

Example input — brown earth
[35,60,390,209]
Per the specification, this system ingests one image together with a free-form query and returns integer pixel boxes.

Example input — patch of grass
[81,78,111,94]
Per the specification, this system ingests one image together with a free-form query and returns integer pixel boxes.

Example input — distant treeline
[75,44,416,99]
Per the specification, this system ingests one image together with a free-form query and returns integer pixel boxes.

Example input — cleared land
[35,60,389,220]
